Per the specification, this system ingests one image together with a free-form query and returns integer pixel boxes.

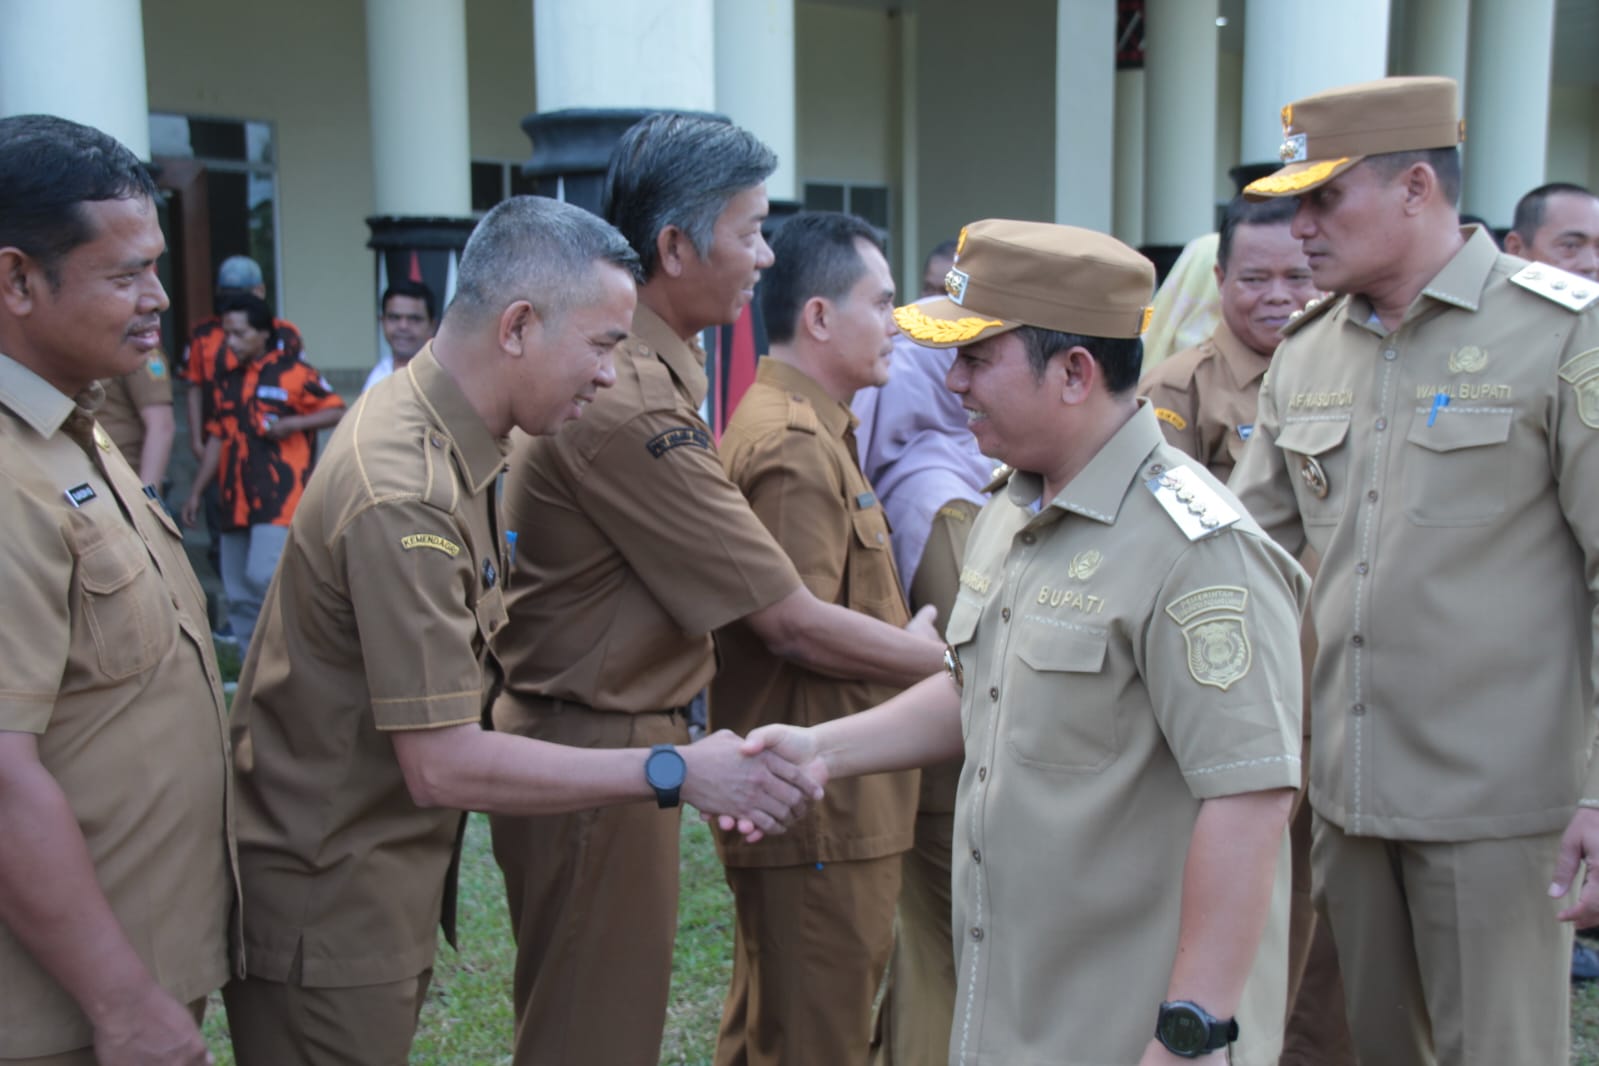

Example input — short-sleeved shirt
[1138,320,1271,483]
[0,354,237,1057]
[97,352,173,471]
[713,358,917,867]
[231,344,509,988]
[205,343,345,530]
[493,304,802,715]
[1230,226,1599,841]
[183,315,303,392]
[946,402,1307,1066]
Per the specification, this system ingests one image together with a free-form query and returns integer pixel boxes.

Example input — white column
[1463,0,1555,226]
[1240,0,1389,165]
[1112,69,1146,247]
[535,0,715,113]
[1143,0,1218,244]
[365,0,471,216]
[1401,0,1469,90]
[714,0,796,201]
[898,11,922,291]
[0,0,150,159]
[1054,0,1115,230]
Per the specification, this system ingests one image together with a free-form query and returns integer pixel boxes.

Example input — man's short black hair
[1365,146,1462,207]
[602,113,777,281]
[220,293,277,340]
[0,114,160,288]
[924,238,959,270]
[1014,326,1143,396]
[1511,182,1597,244]
[761,212,886,345]
[1217,196,1298,274]
[382,278,437,322]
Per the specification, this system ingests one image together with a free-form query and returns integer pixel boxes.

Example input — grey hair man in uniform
[747,219,1310,1066]
[1231,75,1599,1064]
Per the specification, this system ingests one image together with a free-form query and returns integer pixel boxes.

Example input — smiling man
[489,116,942,1066]
[363,279,438,393]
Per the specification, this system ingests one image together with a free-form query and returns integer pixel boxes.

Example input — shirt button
[1356,562,1369,575]
[978,766,987,781]
[989,686,999,701]
[972,849,982,864]
[1367,490,1379,502]
[1001,607,1011,622]
[1352,703,1367,716]
[971,926,984,941]
[430,432,446,447]
[1020,533,1036,545]
[1374,417,1388,431]
[1383,349,1397,361]
[876,532,885,544]
[1351,634,1364,646]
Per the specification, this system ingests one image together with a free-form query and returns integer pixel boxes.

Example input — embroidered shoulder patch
[646,425,712,458]
[1165,586,1251,690]
[401,533,461,557]
[1154,407,1189,431]
[1558,348,1599,429]
[146,355,167,379]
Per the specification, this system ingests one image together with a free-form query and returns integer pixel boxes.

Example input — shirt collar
[0,351,86,438]
[1345,225,1498,332]
[630,304,709,408]
[1210,318,1272,388]
[404,343,509,494]
[1007,401,1164,526]
[755,357,857,438]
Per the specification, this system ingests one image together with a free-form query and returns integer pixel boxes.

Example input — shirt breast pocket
[944,593,981,740]
[847,505,902,615]
[1275,415,1352,528]
[1004,624,1114,773]
[76,529,173,679]
[1403,407,1514,526]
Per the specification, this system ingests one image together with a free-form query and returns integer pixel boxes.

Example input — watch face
[645,747,686,791]
[1157,1006,1207,1053]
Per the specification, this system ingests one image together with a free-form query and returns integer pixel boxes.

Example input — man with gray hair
[222,195,819,1065]
[490,116,942,1066]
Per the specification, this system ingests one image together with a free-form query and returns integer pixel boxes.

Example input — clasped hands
[681,726,829,843]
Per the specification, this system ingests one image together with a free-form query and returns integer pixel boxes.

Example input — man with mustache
[490,115,942,1066]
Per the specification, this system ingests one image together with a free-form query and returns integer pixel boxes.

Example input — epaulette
[1143,461,1240,541]
[419,428,460,514]
[1279,294,1340,337]
[1509,263,1599,313]
[982,463,1013,494]
[786,394,818,434]
[633,345,680,413]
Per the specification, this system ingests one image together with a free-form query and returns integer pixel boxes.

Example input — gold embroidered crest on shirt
[1165,585,1252,691]
[1068,549,1102,580]
[1447,345,1488,374]
[93,423,113,452]
[1558,348,1599,430]
[401,532,462,557]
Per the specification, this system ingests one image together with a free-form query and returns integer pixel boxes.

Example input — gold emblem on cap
[1281,104,1293,129]
[946,267,969,305]
[893,304,1005,345]
[1298,456,1329,499]
[955,226,968,258]
[1448,345,1487,374]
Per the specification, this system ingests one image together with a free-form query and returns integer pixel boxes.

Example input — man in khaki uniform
[1139,196,1353,1064]
[223,196,817,1065]
[712,212,920,1066]
[490,115,942,1066]
[1232,76,1599,1065]
[1504,182,1599,283]
[746,219,1309,1066]
[97,352,175,489]
[0,115,236,1066]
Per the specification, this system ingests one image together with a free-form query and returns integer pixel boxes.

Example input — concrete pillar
[1055,0,1116,231]
[1113,69,1146,247]
[898,11,922,294]
[0,0,150,158]
[1463,0,1555,226]
[365,0,471,216]
[535,0,715,113]
[1400,0,1469,90]
[1241,0,1390,165]
[1143,0,1218,244]
[715,0,796,200]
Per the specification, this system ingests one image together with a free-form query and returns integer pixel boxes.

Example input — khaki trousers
[488,700,689,1066]
[716,856,902,1066]
[1311,815,1571,1066]
[223,973,430,1066]
[2,999,206,1066]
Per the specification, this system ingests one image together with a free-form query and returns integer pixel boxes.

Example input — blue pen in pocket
[1427,393,1450,426]
[506,530,518,568]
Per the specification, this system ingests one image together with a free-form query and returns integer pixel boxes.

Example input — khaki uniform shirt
[96,353,173,472]
[946,403,1307,1066]
[1138,320,1271,483]
[0,355,236,1057]
[713,358,918,867]
[232,345,510,987]
[1231,228,1599,841]
[493,305,801,716]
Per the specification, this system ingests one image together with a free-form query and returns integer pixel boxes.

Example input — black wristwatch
[644,744,686,809]
[1155,1001,1238,1058]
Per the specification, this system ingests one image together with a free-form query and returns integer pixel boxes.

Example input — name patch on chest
[960,567,991,595]
[1036,584,1105,614]
[1289,390,1354,410]
[1416,383,1511,402]
[400,532,461,557]
[64,483,97,507]
[646,426,712,458]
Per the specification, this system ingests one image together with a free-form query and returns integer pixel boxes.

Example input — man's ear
[498,299,539,357]
[0,248,38,316]
[800,296,830,342]
[1502,230,1527,257]
[656,225,691,279]
[1400,161,1436,216]
[1056,345,1098,404]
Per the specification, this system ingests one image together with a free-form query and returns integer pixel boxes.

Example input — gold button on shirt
[1231,227,1599,840]
[712,357,917,868]
[946,403,1307,1066]
[0,354,236,1058]
[231,344,509,988]
[1138,319,1272,484]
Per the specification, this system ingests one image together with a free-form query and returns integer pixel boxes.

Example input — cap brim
[1243,156,1363,200]
[893,297,1020,349]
